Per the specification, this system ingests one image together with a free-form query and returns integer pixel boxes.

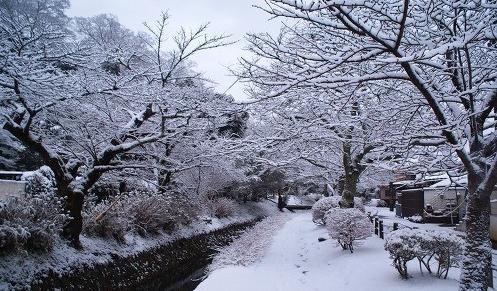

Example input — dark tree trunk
[158,170,173,191]
[340,142,360,208]
[61,186,85,248]
[341,170,359,208]
[158,143,174,192]
[459,172,492,290]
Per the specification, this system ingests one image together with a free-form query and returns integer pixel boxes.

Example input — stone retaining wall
[31,219,260,290]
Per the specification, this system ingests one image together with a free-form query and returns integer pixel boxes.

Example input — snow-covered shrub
[354,197,365,212]
[312,196,341,225]
[385,228,464,279]
[83,201,129,243]
[407,215,423,223]
[21,166,56,198]
[211,197,238,218]
[83,191,200,240]
[26,227,54,251]
[431,231,464,278]
[0,225,28,252]
[385,228,430,278]
[126,193,177,235]
[325,208,372,253]
[312,196,364,225]
[0,194,66,253]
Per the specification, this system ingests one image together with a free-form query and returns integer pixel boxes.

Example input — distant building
[0,170,26,200]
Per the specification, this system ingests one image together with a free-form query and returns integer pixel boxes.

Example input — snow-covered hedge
[384,228,464,279]
[312,196,364,225]
[325,208,371,253]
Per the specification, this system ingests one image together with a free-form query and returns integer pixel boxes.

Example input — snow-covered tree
[0,1,231,247]
[241,25,423,207]
[246,1,497,288]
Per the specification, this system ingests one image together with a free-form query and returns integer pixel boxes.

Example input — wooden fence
[367,211,415,240]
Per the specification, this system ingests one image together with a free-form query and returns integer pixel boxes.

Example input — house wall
[491,215,497,242]
[378,185,388,200]
[490,198,497,242]
[423,188,465,212]
[0,179,26,200]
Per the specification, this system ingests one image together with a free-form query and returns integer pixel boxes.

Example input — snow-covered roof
[426,175,467,189]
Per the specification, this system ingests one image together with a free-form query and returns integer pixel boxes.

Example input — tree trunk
[341,170,359,208]
[340,141,360,208]
[61,186,85,249]
[459,172,492,290]
[158,169,173,192]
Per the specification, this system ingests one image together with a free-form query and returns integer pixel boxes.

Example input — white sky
[68,0,282,101]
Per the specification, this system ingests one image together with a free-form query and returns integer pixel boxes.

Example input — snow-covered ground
[208,212,291,272]
[196,211,460,291]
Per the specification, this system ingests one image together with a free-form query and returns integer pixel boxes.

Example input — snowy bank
[209,212,291,271]
[0,201,275,290]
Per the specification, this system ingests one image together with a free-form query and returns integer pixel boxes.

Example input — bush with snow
[312,196,340,225]
[0,194,67,253]
[126,191,198,235]
[210,197,238,218]
[83,191,200,241]
[354,197,365,212]
[385,228,464,279]
[325,208,372,253]
[312,196,364,225]
[83,201,129,243]
[21,166,56,198]
[407,215,424,223]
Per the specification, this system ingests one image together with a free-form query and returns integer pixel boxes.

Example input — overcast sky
[68,0,282,101]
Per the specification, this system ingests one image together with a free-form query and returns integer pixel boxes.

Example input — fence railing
[367,211,415,239]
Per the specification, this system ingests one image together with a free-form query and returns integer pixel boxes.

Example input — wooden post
[393,222,398,231]
[374,217,378,235]
[379,220,384,239]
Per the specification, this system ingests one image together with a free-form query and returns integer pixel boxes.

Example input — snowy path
[195,212,458,291]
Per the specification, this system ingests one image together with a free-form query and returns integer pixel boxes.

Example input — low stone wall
[31,219,260,290]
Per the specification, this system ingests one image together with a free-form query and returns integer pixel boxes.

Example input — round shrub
[312,196,364,225]
[325,208,372,253]
[312,196,341,225]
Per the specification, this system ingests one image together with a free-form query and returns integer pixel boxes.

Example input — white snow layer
[195,212,459,291]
